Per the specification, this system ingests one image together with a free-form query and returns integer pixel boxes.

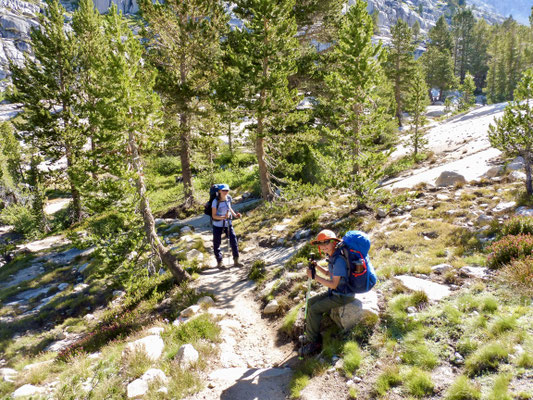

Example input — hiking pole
[299,253,317,356]
[226,211,232,267]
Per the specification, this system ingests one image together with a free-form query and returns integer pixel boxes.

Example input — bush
[401,343,438,369]
[445,376,481,400]
[501,256,533,292]
[465,342,509,376]
[150,156,181,176]
[517,352,533,368]
[499,216,533,238]
[298,210,322,228]
[87,211,129,237]
[487,234,533,269]
[0,203,38,237]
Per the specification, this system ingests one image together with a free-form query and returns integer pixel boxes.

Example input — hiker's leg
[305,292,331,343]
[213,226,223,263]
[227,225,239,259]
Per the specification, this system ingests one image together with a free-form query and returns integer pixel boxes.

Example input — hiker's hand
[236,213,242,219]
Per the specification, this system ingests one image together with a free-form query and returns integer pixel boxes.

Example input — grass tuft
[280,304,302,336]
[342,341,362,377]
[465,342,509,376]
[404,367,434,397]
[488,374,512,400]
[516,352,533,368]
[481,296,498,313]
[374,366,401,396]
[248,260,266,282]
[489,316,517,336]
[445,375,481,400]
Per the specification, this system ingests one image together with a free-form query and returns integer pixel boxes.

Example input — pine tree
[469,19,490,92]
[230,0,301,200]
[322,0,394,202]
[412,20,421,43]
[98,6,190,283]
[459,73,476,110]
[0,122,24,184]
[452,8,475,83]
[406,65,429,157]
[489,68,533,195]
[9,0,85,222]
[384,18,415,127]
[421,15,454,101]
[139,0,228,208]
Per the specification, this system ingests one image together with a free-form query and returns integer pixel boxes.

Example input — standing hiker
[211,184,242,269]
[301,229,376,356]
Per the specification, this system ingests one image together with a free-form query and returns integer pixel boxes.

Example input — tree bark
[128,128,190,283]
[179,112,195,208]
[256,120,272,201]
[65,143,82,222]
[524,154,533,195]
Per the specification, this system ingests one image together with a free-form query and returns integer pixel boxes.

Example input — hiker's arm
[228,205,241,219]
[211,207,227,221]
[307,270,340,289]
[316,265,328,276]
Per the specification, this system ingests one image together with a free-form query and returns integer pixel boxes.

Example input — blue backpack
[335,230,377,294]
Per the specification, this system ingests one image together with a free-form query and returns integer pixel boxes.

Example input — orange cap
[311,229,340,244]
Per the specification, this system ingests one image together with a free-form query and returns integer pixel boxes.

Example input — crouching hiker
[301,229,377,356]
[211,184,242,269]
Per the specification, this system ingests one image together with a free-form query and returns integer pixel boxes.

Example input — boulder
[508,156,524,171]
[509,171,526,182]
[431,263,453,274]
[484,166,504,178]
[22,360,53,371]
[435,171,466,187]
[197,296,215,307]
[176,344,199,367]
[147,327,164,336]
[142,368,168,384]
[180,305,201,318]
[293,229,311,240]
[0,367,17,382]
[127,378,148,398]
[459,266,489,279]
[477,214,494,224]
[125,335,164,361]
[394,275,451,301]
[13,384,46,398]
[181,226,192,234]
[272,224,288,233]
[330,291,379,331]
[516,207,533,217]
[263,300,279,315]
[436,194,450,201]
[492,201,516,215]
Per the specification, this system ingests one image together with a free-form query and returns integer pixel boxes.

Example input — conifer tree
[406,66,429,157]
[322,0,393,202]
[452,8,475,83]
[385,18,415,127]
[139,0,228,208]
[469,19,490,92]
[230,0,301,200]
[0,122,24,184]
[9,0,85,222]
[459,73,476,110]
[97,6,190,283]
[421,16,454,101]
[489,68,533,195]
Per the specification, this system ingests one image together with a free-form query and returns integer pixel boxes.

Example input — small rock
[13,384,46,398]
[113,290,125,298]
[509,171,526,181]
[242,246,257,253]
[436,194,450,201]
[435,171,466,187]
[125,335,164,361]
[78,263,89,274]
[57,283,69,291]
[23,360,53,371]
[186,249,204,262]
[147,327,164,336]
[0,368,17,383]
[272,224,288,233]
[431,263,453,274]
[176,344,199,367]
[492,201,516,215]
[377,208,388,218]
[263,300,279,314]
[142,368,169,384]
[127,379,148,398]
[181,305,201,318]
[453,352,464,365]
[181,226,192,234]
[484,166,504,178]
[477,214,493,224]
[459,266,488,279]
[407,306,417,314]
[516,206,533,217]
[73,283,89,293]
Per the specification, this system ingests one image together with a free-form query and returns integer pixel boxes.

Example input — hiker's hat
[311,229,340,244]
[219,184,230,191]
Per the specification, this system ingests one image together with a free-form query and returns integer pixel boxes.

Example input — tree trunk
[128,128,190,283]
[524,154,533,195]
[179,112,195,208]
[65,143,82,222]
[256,118,272,200]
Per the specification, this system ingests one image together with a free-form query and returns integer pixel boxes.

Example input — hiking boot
[233,257,243,268]
[299,341,322,357]
[217,260,226,270]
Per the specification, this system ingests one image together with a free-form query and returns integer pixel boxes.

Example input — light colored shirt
[212,198,233,228]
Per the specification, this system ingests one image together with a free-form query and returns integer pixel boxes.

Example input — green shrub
[150,156,181,176]
[500,216,533,237]
[248,260,266,282]
[404,367,434,397]
[0,203,38,237]
[488,374,512,400]
[501,256,533,292]
[281,304,302,336]
[165,314,220,347]
[445,376,481,400]
[342,341,362,376]
[298,210,322,228]
[487,234,533,269]
[465,342,509,376]
[87,211,129,237]
[289,372,309,399]
[375,366,401,396]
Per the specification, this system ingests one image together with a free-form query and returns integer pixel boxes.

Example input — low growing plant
[487,234,533,269]
[404,367,434,397]
[445,375,481,400]
[465,342,509,376]
[375,366,401,396]
[342,341,362,377]
[488,374,512,400]
[501,256,533,293]
[248,260,266,282]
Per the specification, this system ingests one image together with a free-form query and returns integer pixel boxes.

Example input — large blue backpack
[335,230,377,294]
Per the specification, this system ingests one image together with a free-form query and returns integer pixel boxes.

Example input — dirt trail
[184,223,296,399]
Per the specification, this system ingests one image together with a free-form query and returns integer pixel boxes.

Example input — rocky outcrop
[330,290,379,331]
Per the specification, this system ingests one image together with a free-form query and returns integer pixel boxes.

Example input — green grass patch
[445,375,481,400]
[342,341,362,376]
[488,374,512,400]
[248,259,267,282]
[374,366,401,396]
[489,316,517,336]
[516,352,533,368]
[164,314,220,358]
[403,367,434,397]
[465,342,509,376]
[481,296,499,313]
[281,304,303,336]
[289,358,325,399]
[400,342,438,370]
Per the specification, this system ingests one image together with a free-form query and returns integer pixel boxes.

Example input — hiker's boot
[217,260,226,270]
[233,257,243,268]
[299,341,322,357]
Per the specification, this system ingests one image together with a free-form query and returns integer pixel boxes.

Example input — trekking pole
[300,253,317,356]
[226,211,232,267]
